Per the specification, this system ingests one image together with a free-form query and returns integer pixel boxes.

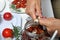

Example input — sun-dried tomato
[26,26,34,32]
[26,25,44,34]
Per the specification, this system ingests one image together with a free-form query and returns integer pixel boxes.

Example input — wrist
[46,18,57,36]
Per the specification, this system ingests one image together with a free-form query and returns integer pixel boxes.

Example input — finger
[36,5,42,17]
[26,6,36,20]
[26,0,36,20]
[30,9,36,20]
[42,16,47,18]
[36,0,42,17]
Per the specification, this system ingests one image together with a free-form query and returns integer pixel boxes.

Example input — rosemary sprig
[12,24,22,40]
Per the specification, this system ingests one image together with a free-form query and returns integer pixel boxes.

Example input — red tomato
[16,3,21,9]
[12,0,26,8]
[3,12,12,21]
[20,0,27,4]
[14,0,19,2]
[20,3,26,8]
[2,28,13,38]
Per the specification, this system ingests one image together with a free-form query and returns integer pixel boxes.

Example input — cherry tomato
[12,0,26,8]
[14,0,19,2]
[3,12,12,21]
[20,0,27,4]
[16,3,21,9]
[2,28,13,38]
[20,3,26,8]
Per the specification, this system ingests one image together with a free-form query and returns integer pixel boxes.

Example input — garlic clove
[5,37,12,40]
[34,19,38,23]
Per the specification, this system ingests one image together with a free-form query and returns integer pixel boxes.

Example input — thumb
[38,17,48,26]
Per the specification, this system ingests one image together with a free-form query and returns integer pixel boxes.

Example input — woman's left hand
[26,0,42,20]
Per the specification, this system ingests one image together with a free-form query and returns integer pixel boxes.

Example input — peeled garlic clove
[34,17,40,23]
[32,29,37,34]
[34,19,38,23]
[5,37,12,40]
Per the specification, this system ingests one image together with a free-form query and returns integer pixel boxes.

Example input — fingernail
[38,16,40,19]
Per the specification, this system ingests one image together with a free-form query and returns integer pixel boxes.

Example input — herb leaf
[12,24,22,40]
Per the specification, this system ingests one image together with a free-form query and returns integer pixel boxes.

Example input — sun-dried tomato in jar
[26,25,44,34]
[22,17,50,40]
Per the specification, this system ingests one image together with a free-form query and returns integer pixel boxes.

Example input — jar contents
[26,25,44,34]
[22,18,50,40]
[22,25,50,40]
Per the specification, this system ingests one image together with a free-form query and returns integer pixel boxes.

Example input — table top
[0,0,54,40]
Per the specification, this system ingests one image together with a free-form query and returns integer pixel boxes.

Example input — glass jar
[22,17,50,40]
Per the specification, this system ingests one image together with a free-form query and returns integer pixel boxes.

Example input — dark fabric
[51,0,60,19]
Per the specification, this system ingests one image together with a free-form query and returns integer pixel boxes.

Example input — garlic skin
[5,37,12,40]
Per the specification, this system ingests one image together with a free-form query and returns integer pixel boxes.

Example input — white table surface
[0,0,55,40]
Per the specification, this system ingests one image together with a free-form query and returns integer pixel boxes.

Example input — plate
[0,0,6,12]
[8,0,26,14]
[0,0,55,40]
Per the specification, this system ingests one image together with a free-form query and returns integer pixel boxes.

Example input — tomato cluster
[12,0,27,9]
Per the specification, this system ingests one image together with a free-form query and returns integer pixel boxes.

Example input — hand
[38,17,60,36]
[26,0,42,20]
